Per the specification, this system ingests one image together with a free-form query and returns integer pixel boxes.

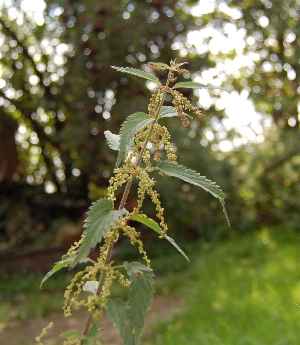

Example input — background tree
[0,0,299,255]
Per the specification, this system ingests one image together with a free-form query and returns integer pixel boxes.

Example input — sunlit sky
[0,0,271,152]
[186,1,271,150]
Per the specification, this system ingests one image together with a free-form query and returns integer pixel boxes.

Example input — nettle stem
[80,71,171,341]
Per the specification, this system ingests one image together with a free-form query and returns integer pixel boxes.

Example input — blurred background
[0,0,299,344]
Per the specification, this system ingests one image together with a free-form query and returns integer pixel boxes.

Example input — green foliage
[148,62,170,71]
[1,0,300,341]
[163,235,190,262]
[159,106,191,119]
[173,81,225,91]
[73,198,127,266]
[111,66,160,84]
[130,213,161,233]
[107,262,154,345]
[2,229,300,345]
[41,258,73,288]
[34,61,227,345]
[2,0,299,252]
[152,229,300,345]
[174,81,207,89]
[82,324,99,345]
[61,330,81,340]
[130,213,190,262]
[156,160,225,200]
[0,0,195,241]
[116,112,153,166]
[156,160,230,226]
[227,0,300,129]
[0,272,68,322]
[104,106,181,155]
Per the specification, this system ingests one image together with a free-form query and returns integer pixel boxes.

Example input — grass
[150,228,300,345]
[0,272,68,323]
[1,228,299,345]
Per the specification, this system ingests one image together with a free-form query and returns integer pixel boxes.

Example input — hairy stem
[80,71,171,341]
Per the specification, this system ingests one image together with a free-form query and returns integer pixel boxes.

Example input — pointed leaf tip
[165,235,190,262]
[174,81,227,91]
[111,66,160,84]
[41,257,73,288]
[130,213,190,262]
[156,161,230,226]
[156,161,225,200]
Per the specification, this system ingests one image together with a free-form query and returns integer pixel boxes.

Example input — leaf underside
[104,130,120,151]
[106,107,181,156]
[159,106,192,119]
[111,66,160,84]
[116,112,153,167]
[159,106,177,118]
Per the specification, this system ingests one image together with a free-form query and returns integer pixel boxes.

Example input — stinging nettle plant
[38,60,229,345]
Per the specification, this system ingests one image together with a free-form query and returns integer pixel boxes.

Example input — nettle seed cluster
[38,60,227,345]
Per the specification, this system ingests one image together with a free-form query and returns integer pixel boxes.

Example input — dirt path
[0,296,183,345]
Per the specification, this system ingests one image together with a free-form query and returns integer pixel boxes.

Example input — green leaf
[156,161,230,226]
[164,235,190,262]
[159,106,177,118]
[130,213,190,262]
[126,266,154,335]
[159,106,192,119]
[111,66,160,84]
[107,302,132,345]
[61,330,81,340]
[123,261,153,277]
[130,213,161,234]
[157,161,225,199]
[116,112,153,167]
[220,200,231,228]
[107,262,154,345]
[174,81,226,91]
[148,62,169,70]
[73,199,128,266]
[41,257,73,287]
[82,323,99,345]
[104,130,120,151]
[174,81,204,89]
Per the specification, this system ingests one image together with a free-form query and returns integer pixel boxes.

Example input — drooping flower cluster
[38,60,207,345]
[60,60,205,322]
[134,123,177,164]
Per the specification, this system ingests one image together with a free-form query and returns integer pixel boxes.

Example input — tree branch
[264,147,300,174]
[0,90,61,191]
[0,15,67,133]
[0,17,55,102]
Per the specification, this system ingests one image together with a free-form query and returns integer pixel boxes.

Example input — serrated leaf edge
[111,65,160,84]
